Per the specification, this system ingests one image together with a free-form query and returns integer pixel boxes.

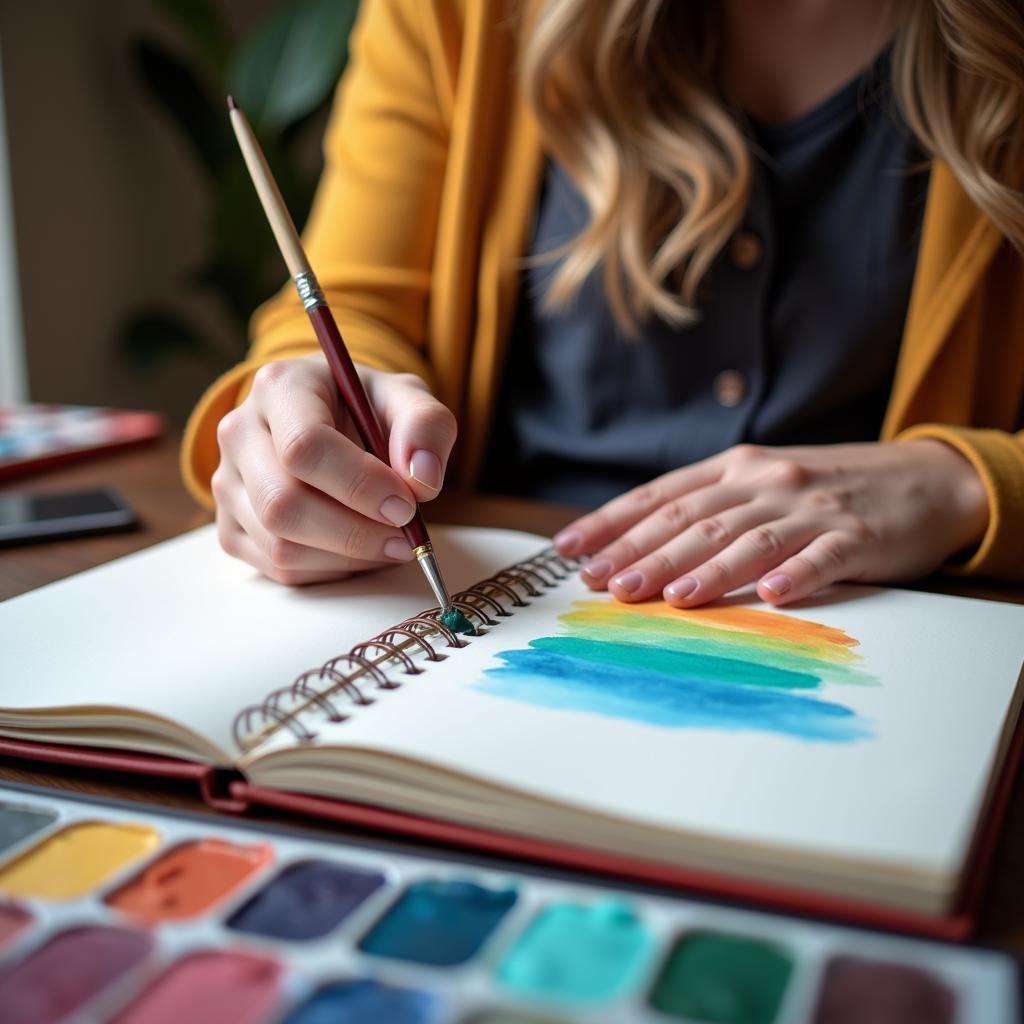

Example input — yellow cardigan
[182,0,1024,580]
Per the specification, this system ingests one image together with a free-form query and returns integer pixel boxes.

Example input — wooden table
[2,436,1023,954]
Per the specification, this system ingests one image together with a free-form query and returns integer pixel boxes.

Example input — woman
[182,0,1024,608]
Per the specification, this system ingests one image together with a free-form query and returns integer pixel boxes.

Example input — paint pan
[0,820,159,900]
[0,925,153,1024]
[228,859,384,940]
[106,839,272,922]
[111,949,283,1024]
[0,903,32,952]
[282,978,442,1024]
[0,801,57,855]
[359,878,517,966]
[649,931,794,1023]
[811,956,957,1023]
[498,900,654,1003]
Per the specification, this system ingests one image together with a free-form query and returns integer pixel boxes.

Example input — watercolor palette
[0,783,1018,1023]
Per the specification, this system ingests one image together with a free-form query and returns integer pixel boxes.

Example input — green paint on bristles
[441,607,475,634]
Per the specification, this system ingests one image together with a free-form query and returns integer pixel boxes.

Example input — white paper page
[297,574,1024,875]
[0,524,549,761]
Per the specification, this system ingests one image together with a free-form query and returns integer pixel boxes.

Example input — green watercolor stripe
[562,608,854,661]
[529,636,822,690]
[562,619,877,688]
[562,609,876,683]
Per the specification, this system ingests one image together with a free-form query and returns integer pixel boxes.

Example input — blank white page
[0,524,548,762]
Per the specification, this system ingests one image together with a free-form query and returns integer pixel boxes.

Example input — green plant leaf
[153,0,231,77]
[134,38,232,177]
[192,258,266,338]
[228,0,360,133]
[199,143,315,322]
[118,309,225,372]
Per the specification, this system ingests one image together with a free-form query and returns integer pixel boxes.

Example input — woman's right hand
[212,354,457,585]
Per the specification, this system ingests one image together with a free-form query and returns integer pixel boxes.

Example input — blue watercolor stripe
[477,648,872,743]
[528,636,821,690]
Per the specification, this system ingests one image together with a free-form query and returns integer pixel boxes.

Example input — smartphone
[0,487,138,547]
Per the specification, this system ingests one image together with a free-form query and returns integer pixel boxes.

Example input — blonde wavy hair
[520,0,1024,333]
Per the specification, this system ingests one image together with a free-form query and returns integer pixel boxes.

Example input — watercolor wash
[473,599,879,742]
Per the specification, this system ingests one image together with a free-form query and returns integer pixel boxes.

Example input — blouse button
[714,370,747,407]
[730,231,764,270]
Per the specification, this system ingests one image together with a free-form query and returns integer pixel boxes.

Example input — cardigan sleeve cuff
[895,423,1024,579]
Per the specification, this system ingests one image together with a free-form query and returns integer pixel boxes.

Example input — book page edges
[244,744,955,915]
[0,707,231,765]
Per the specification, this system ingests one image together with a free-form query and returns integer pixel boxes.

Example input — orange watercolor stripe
[571,599,861,651]
[563,609,860,667]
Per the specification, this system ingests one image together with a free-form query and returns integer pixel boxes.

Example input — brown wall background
[1,0,290,424]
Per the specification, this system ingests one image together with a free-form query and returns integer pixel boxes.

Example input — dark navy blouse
[480,55,930,508]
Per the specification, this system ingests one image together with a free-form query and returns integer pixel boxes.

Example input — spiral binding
[232,547,580,752]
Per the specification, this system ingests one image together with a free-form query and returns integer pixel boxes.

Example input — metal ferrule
[294,271,326,311]
[415,545,453,612]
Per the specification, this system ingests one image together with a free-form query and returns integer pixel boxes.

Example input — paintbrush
[227,96,470,632]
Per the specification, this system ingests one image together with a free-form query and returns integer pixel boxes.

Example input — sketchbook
[2,524,1023,936]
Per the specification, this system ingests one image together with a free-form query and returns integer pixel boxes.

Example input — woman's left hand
[553,440,990,607]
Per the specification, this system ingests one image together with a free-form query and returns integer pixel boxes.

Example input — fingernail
[380,495,414,527]
[666,576,699,600]
[582,558,612,581]
[612,570,644,594]
[384,537,414,561]
[554,528,583,555]
[762,573,792,596]
[409,450,443,492]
